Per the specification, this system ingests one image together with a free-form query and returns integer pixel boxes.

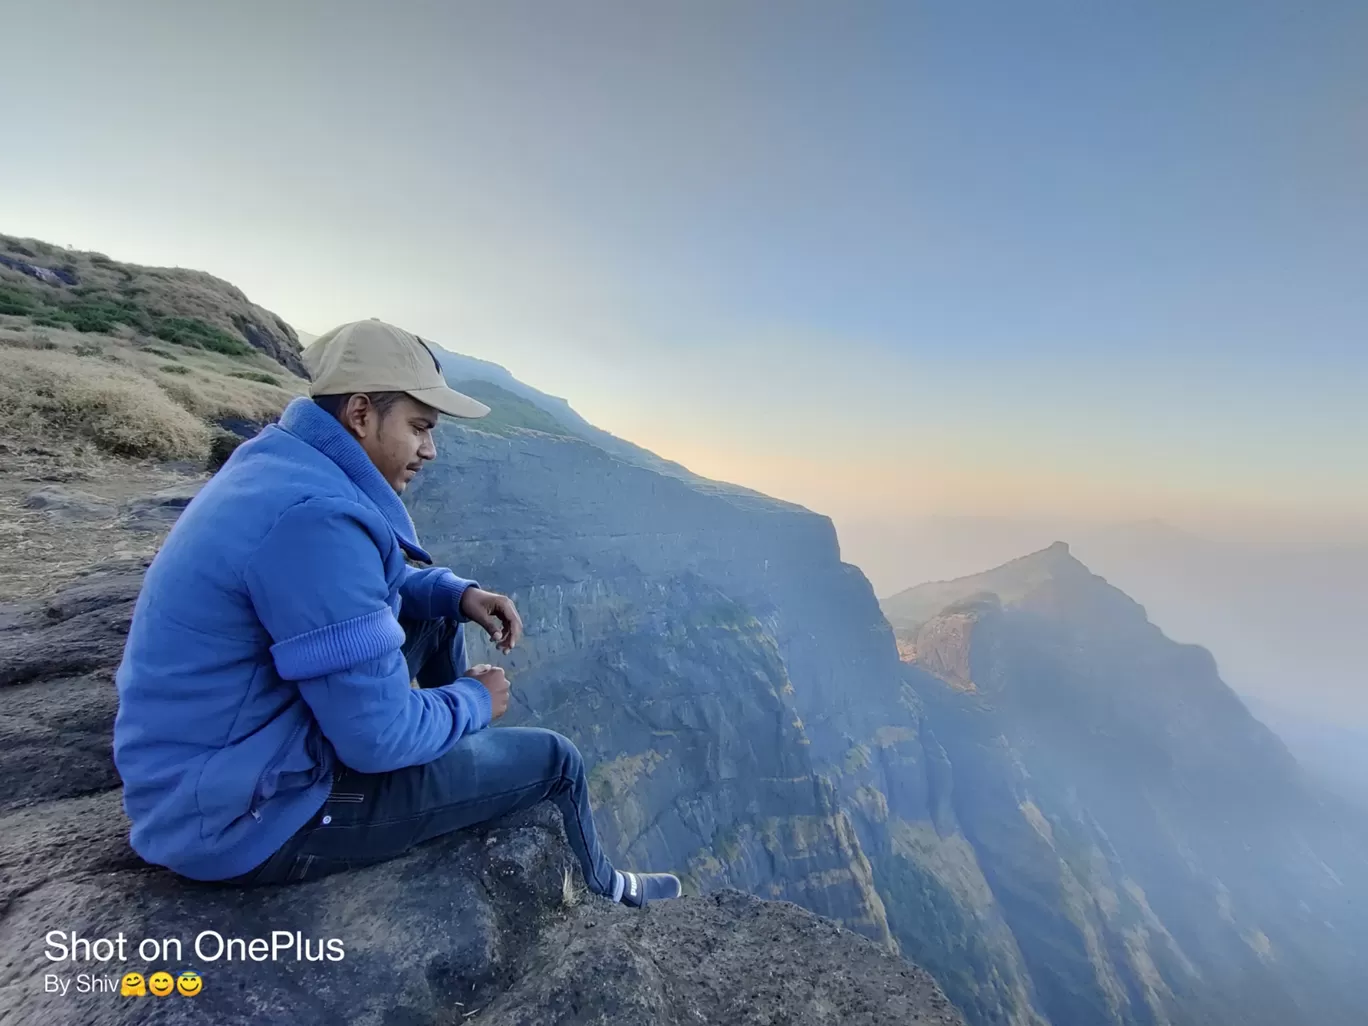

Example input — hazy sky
[2,0,1365,544]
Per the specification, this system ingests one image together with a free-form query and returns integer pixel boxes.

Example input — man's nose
[418,436,437,460]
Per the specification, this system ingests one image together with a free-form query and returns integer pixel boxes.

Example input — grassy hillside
[0,234,308,467]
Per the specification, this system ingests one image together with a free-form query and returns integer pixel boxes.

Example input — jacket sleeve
[399,564,481,622]
[244,499,492,773]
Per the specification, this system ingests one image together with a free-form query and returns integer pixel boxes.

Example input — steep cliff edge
[884,544,1368,1026]
[0,562,963,1026]
[407,374,1049,1026]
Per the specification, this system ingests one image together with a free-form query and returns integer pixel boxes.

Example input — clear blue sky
[2,0,1364,538]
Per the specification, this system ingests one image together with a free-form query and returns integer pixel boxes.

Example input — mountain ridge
[883,546,1368,1026]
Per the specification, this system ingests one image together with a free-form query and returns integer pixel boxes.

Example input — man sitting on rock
[113,319,681,908]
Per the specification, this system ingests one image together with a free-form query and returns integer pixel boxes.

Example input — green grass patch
[154,316,252,356]
[0,285,36,315]
[229,370,280,386]
[0,281,254,356]
[160,363,191,375]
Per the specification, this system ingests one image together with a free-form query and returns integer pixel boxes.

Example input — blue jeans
[223,616,617,894]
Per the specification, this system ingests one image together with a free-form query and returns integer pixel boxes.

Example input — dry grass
[0,317,305,462]
[154,366,296,423]
[561,867,587,908]
[0,347,211,461]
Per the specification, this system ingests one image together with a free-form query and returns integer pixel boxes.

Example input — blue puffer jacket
[113,397,492,880]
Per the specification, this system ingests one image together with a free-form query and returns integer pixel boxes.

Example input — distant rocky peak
[880,540,1146,639]
[972,539,1091,589]
[1017,538,1074,568]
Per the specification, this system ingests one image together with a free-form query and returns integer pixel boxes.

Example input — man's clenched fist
[466,663,510,720]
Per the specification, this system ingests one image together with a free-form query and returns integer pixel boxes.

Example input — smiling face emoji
[147,971,174,997]
[119,972,146,997]
[175,970,203,997]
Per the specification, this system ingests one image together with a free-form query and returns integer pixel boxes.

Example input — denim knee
[541,728,584,780]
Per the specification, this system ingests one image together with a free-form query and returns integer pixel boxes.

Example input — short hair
[312,391,408,422]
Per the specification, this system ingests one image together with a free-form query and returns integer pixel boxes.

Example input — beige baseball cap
[302,319,490,419]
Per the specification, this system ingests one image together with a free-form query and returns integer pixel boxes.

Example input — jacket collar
[278,397,433,564]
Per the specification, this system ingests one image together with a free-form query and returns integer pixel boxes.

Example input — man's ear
[341,394,374,437]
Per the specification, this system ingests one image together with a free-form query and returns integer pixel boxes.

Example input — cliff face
[406,373,1050,1026]
[407,412,897,940]
[884,543,1368,1026]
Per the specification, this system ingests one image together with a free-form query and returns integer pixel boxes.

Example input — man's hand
[466,663,510,720]
[458,587,524,654]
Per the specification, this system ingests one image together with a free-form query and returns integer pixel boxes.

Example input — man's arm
[398,564,480,622]
[245,499,491,774]
[403,566,525,656]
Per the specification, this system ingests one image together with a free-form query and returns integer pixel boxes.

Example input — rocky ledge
[0,565,964,1025]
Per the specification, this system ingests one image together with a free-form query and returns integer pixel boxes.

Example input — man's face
[343,394,439,493]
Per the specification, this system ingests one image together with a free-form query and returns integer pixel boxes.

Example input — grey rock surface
[22,488,118,523]
[487,889,963,1026]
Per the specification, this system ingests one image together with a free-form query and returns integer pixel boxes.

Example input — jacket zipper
[248,720,306,822]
